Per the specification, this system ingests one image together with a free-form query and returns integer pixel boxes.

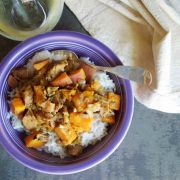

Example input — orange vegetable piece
[33,59,49,70]
[70,112,93,132]
[55,124,77,145]
[50,72,72,87]
[102,116,115,124]
[10,97,25,115]
[108,92,120,110]
[33,85,45,104]
[80,61,96,82]
[69,68,86,84]
[24,133,47,148]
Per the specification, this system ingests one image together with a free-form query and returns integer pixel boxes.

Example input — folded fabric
[65,0,180,113]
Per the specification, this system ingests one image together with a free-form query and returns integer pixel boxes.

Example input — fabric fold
[65,0,180,113]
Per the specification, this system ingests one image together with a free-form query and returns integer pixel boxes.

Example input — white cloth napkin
[65,0,180,113]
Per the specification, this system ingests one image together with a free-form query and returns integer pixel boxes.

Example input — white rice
[9,51,116,158]
[41,132,67,159]
[31,50,53,63]
[7,112,24,132]
[94,72,115,92]
[80,114,108,147]
[80,57,94,64]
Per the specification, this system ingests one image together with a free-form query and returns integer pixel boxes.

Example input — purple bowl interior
[0,31,133,174]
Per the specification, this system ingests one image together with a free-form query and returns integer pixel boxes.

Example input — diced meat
[22,110,38,130]
[46,86,59,96]
[72,91,94,111]
[12,67,30,79]
[80,61,96,82]
[22,85,33,107]
[52,91,66,112]
[54,103,63,113]
[35,111,54,126]
[55,124,77,145]
[33,64,49,84]
[33,59,49,71]
[100,100,115,117]
[10,97,25,115]
[69,68,86,84]
[87,102,101,112]
[67,144,83,156]
[46,60,68,81]
[8,75,18,88]
[33,85,46,104]
[39,100,55,113]
[66,53,79,71]
[102,115,115,124]
[50,72,72,87]
[53,91,66,104]
[108,92,120,110]
[45,119,56,130]
[14,90,21,98]
[61,89,76,101]
[34,111,47,124]
[63,111,70,123]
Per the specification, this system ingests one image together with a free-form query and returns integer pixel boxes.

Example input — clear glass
[0,0,64,41]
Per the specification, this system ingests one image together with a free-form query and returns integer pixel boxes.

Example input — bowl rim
[0,31,134,175]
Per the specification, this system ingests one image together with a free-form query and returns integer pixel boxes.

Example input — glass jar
[0,0,64,41]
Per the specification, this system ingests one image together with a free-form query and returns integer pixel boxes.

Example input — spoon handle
[95,65,152,85]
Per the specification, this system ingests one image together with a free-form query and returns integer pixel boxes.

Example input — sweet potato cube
[69,68,86,84]
[33,85,46,104]
[24,133,47,148]
[70,112,93,132]
[80,61,96,82]
[10,97,25,115]
[50,72,72,87]
[55,124,77,145]
[102,116,115,124]
[108,92,120,110]
[33,59,49,71]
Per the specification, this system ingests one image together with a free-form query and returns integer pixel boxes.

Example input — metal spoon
[55,50,152,85]
[11,0,46,30]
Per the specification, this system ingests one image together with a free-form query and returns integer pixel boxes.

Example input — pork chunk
[22,110,38,130]
[22,85,33,107]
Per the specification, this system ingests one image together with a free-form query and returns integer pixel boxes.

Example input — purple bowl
[0,31,134,174]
